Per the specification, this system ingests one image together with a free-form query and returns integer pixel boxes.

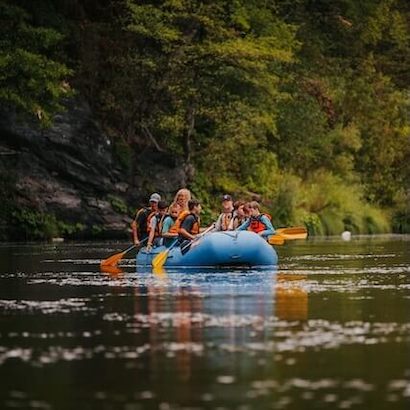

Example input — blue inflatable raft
[136,231,278,268]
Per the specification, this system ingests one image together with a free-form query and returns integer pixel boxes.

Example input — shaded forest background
[0,0,409,239]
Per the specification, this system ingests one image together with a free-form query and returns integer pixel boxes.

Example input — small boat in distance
[136,231,278,268]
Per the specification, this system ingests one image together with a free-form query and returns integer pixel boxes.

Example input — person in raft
[146,200,169,252]
[166,188,192,239]
[214,194,235,231]
[172,188,191,212]
[160,202,181,247]
[131,192,161,245]
[231,200,250,229]
[236,201,275,240]
[178,199,201,254]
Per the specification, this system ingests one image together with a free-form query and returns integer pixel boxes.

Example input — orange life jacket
[249,213,272,233]
[146,212,162,237]
[190,215,200,235]
[168,210,190,234]
[178,212,200,235]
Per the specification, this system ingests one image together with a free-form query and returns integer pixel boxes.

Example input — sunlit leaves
[117,0,297,174]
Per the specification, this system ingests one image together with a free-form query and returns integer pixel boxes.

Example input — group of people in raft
[131,188,275,253]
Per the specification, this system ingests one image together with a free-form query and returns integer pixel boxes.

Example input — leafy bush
[107,195,128,214]
[292,171,390,235]
[10,208,85,240]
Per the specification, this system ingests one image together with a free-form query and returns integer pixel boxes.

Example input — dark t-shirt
[179,214,198,240]
[135,207,151,241]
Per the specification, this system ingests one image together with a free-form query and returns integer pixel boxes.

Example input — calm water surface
[0,236,409,409]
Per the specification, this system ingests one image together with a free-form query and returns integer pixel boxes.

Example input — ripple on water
[0,298,91,314]
[1,319,409,366]
[284,253,398,262]
[25,270,277,291]
[42,258,103,265]
[0,238,409,410]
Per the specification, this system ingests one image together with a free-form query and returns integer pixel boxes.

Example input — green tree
[89,0,297,184]
[275,0,410,208]
[0,1,71,124]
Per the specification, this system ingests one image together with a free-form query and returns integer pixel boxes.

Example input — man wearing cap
[146,200,169,251]
[131,192,161,245]
[214,194,235,231]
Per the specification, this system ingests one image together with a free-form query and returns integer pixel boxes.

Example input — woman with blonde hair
[165,188,192,239]
[172,188,191,212]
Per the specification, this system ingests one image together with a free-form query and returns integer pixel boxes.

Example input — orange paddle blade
[100,244,136,268]
[100,251,127,267]
[269,227,308,245]
[100,265,124,276]
[276,227,308,240]
[268,235,285,245]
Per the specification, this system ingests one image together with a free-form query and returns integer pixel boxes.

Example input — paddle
[178,224,216,256]
[151,239,179,270]
[100,265,124,276]
[100,238,148,268]
[268,235,285,245]
[276,226,308,239]
[152,224,215,269]
[268,226,308,245]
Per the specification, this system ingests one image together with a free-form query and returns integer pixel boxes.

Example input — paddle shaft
[180,224,215,252]
[152,224,215,269]
[101,238,148,267]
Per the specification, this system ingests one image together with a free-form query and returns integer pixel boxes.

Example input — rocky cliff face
[0,98,187,241]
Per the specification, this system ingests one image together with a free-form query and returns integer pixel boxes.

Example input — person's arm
[258,215,275,237]
[200,223,216,233]
[131,219,139,245]
[161,217,178,238]
[179,216,196,240]
[237,218,251,231]
[214,214,223,231]
[131,210,142,245]
[179,228,195,240]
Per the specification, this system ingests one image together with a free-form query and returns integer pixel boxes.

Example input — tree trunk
[183,105,196,183]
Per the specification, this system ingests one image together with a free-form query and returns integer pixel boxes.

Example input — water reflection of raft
[136,231,278,267]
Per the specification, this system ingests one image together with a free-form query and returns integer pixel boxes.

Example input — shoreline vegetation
[0,1,409,241]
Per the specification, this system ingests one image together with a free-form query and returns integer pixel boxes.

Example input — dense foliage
[1,0,409,235]
[0,1,72,124]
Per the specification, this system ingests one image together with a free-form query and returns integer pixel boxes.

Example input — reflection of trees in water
[134,270,277,381]
[175,288,203,381]
[101,268,307,380]
[144,275,203,382]
[275,273,308,321]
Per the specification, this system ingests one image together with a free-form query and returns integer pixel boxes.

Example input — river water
[0,236,409,409]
